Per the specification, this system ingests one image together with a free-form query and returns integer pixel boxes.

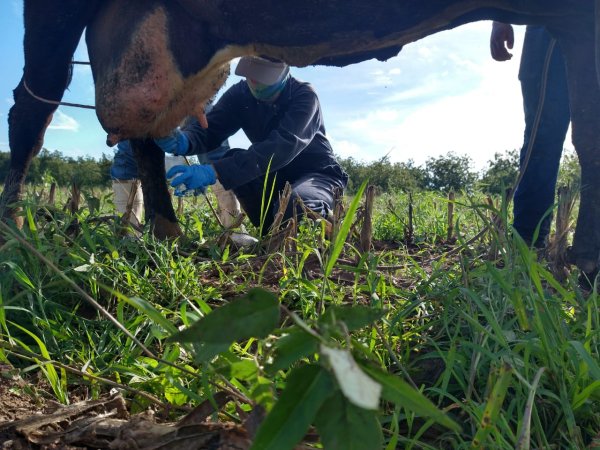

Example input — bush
[338,155,426,194]
[0,149,112,188]
[424,152,477,193]
[479,149,519,195]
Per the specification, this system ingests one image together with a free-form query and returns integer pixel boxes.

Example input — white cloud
[11,0,20,17]
[416,45,435,61]
[381,79,443,103]
[329,138,362,158]
[48,110,80,132]
[310,22,576,171]
[325,48,531,170]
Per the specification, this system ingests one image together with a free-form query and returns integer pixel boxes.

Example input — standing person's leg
[211,180,243,228]
[111,141,143,227]
[205,144,244,229]
[513,27,571,246]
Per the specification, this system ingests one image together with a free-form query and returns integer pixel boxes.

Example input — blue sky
[0,1,573,171]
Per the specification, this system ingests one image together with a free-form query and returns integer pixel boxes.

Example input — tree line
[0,149,113,188]
[339,149,580,195]
[0,148,580,194]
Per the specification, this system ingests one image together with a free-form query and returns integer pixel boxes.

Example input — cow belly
[88,6,238,140]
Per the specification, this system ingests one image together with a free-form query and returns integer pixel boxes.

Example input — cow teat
[106,133,120,147]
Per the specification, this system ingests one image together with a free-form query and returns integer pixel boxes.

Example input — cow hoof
[578,268,599,292]
[576,258,598,275]
[150,215,183,240]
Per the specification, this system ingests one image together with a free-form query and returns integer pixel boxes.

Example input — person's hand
[167,164,217,196]
[490,22,514,61]
[154,129,190,156]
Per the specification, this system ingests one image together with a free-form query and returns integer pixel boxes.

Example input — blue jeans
[110,140,230,180]
[513,26,570,245]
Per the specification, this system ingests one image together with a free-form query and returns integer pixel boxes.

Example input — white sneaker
[229,232,259,249]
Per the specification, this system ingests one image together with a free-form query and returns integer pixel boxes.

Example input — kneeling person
[156,56,348,235]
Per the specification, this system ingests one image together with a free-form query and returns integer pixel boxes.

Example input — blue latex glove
[154,129,190,156]
[167,164,217,197]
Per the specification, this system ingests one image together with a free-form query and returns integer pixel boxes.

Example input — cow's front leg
[1,1,101,228]
[131,139,182,239]
[2,85,57,228]
[560,30,600,275]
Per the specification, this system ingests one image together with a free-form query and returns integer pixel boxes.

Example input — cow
[3,0,599,275]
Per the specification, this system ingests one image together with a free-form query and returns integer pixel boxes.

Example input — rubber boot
[112,179,143,228]
[211,180,242,228]
[211,180,258,248]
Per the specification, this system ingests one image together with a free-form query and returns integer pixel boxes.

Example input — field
[0,183,598,449]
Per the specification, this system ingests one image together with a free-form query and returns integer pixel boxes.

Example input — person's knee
[111,142,139,180]
[110,163,138,180]
[299,198,332,219]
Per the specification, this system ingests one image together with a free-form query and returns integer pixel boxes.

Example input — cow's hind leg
[1,1,100,227]
[559,29,600,278]
[131,140,182,240]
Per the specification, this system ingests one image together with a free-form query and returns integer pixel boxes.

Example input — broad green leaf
[315,390,383,450]
[321,345,381,410]
[251,364,334,450]
[251,376,275,408]
[101,283,178,335]
[164,383,188,406]
[321,305,384,331]
[125,296,178,335]
[363,365,460,432]
[169,288,279,344]
[230,359,259,380]
[193,341,230,363]
[325,181,367,277]
[267,329,319,374]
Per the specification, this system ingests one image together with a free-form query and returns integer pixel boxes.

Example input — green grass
[0,184,598,449]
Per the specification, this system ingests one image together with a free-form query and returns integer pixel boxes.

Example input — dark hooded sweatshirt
[182,77,348,191]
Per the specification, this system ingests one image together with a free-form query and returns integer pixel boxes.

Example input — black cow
[4,0,599,274]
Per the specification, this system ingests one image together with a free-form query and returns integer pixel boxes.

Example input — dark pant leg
[110,141,139,180]
[233,172,341,235]
[275,173,339,223]
[232,173,284,233]
[513,27,571,245]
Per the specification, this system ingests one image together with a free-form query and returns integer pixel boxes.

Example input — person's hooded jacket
[182,77,348,191]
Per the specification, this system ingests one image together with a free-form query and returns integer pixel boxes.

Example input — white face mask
[246,66,290,101]
[246,74,289,101]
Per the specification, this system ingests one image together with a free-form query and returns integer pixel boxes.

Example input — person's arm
[182,85,243,155]
[214,84,322,190]
[490,21,514,61]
